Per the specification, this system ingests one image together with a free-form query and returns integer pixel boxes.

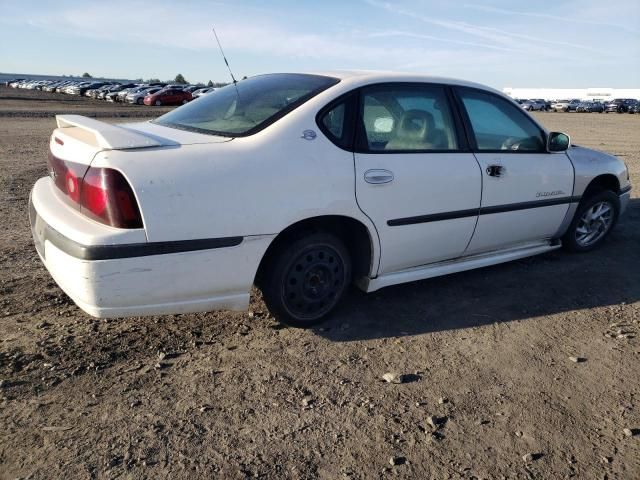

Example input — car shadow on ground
[315,198,640,342]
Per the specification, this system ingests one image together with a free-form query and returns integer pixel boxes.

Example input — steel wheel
[282,245,346,320]
[261,231,351,327]
[575,201,614,247]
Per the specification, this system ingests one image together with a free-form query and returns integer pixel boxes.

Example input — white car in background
[30,72,631,327]
[192,87,216,98]
[106,87,132,102]
[116,86,142,102]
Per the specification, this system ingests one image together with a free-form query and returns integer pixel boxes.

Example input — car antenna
[212,27,239,95]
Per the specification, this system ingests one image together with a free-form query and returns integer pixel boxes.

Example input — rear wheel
[562,190,620,252]
[261,232,351,327]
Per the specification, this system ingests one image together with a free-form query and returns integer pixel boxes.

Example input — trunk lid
[48,115,233,213]
[50,114,232,166]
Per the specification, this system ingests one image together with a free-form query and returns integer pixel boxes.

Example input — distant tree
[82,72,92,78]
[174,73,188,84]
[146,78,161,84]
[207,80,214,87]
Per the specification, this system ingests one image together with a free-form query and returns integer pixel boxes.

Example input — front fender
[566,146,630,196]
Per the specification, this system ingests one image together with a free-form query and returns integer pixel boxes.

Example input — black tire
[562,190,620,252]
[261,232,351,327]
[155,100,162,106]
[136,97,143,105]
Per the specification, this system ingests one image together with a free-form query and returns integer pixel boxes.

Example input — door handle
[486,165,505,177]
[364,169,394,184]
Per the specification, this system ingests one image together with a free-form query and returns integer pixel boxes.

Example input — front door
[353,83,482,275]
[455,87,575,254]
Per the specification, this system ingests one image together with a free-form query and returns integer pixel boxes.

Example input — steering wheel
[501,137,522,151]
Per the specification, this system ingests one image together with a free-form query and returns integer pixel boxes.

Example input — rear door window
[358,84,459,152]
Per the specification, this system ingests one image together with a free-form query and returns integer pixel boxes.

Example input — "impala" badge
[536,190,565,197]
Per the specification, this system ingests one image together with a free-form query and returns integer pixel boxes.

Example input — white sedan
[30,72,631,326]
[192,87,216,98]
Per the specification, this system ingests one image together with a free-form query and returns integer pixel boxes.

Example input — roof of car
[298,70,504,95]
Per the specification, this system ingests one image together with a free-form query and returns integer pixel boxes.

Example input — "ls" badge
[301,130,317,141]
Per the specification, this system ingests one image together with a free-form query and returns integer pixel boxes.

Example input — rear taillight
[80,167,142,228]
[47,153,142,229]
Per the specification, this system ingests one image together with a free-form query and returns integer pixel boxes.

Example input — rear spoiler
[56,115,165,150]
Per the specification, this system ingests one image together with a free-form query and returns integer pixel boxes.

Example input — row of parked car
[4,78,217,106]
[517,98,640,113]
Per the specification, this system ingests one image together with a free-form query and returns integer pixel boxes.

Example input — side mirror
[547,132,570,152]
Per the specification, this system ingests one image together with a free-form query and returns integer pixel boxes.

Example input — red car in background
[144,88,193,106]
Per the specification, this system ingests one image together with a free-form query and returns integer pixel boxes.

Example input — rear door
[352,83,482,275]
[162,90,174,103]
[454,87,574,254]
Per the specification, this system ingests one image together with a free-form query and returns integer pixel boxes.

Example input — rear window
[154,73,339,137]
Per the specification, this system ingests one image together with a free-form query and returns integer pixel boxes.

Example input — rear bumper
[30,178,273,318]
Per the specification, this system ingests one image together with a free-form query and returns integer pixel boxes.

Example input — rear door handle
[486,165,505,177]
[364,169,394,184]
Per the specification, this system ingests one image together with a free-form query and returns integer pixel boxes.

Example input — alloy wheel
[575,201,614,247]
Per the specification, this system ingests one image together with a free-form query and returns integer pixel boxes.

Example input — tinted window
[359,85,458,152]
[458,89,545,152]
[154,73,339,137]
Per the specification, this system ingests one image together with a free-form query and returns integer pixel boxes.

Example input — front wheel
[562,191,620,252]
[155,100,162,106]
[261,232,352,327]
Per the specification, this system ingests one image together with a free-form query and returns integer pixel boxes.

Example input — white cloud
[463,4,640,34]
[363,0,611,57]
[1,0,637,86]
[0,1,504,72]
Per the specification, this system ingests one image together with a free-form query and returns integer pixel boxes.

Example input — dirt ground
[0,86,639,480]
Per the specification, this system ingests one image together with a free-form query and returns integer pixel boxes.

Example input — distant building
[503,87,640,101]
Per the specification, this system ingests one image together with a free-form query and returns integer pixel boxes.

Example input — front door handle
[364,169,394,184]
[486,165,505,177]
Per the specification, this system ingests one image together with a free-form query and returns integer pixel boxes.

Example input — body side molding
[388,196,581,227]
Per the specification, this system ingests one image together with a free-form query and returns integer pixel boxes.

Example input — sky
[1,0,639,88]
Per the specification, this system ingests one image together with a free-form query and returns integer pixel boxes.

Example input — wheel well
[255,216,374,287]
[582,174,620,200]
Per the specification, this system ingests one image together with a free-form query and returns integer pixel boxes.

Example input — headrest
[395,109,434,142]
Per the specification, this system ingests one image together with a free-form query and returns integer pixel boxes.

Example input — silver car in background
[520,99,546,111]
[125,86,161,104]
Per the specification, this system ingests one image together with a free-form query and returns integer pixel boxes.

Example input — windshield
[154,73,339,137]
